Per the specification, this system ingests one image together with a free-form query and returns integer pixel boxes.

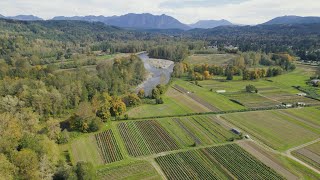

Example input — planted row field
[95,130,123,164]
[159,116,239,147]
[97,161,161,180]
[222,110,320,151]
[155,150,230,180]
[156,144,284,180]
[118,120,179,157]
[224,92,279,108]
[292,142,320,171]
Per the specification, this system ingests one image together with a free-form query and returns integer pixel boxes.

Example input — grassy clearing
[174,79,244,111]
[70,135,104,166]
[97,161,161,180]
[127,96,194,118]
[225,92,279,108]
[184,53,238,65]
[222,111,320,151]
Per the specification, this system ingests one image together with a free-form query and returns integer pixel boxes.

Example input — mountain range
[263,15,320,25]
[189,19,233,29]
[1,13,320,30]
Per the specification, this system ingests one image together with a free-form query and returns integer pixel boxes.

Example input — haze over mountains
[1,13,320,30]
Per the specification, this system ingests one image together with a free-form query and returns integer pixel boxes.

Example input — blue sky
[0,0,319,24]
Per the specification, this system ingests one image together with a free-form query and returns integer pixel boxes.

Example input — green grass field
[97,161,161,180]
[173,79,245,111]
[70,135,104,166]
[222,110,320,151]
[184,53,238,65]
[282,107,320,127]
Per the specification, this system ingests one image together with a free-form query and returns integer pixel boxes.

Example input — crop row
[156,144,284,180]
[155,151,225,180]
[95,129,123,164]
[118,120,180,157]
[203,144,284,180]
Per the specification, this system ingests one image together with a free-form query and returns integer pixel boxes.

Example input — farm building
[297,102,306,106]
[216,90,226,93]
[283,103,293,108]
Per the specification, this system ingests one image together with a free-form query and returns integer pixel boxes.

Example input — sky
[0,0,320,24]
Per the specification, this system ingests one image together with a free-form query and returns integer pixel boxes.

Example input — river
[137,53,174,96]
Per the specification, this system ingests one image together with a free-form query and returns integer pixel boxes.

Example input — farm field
[126,95,194,118]
[173,79,245,111]
[184,53,238,65]
[292,141,320,171]
[222,110,320,151]
[156,144,284,180]
[97,161,161,180]
[117,120,180,157]
[70,135,104,166]
[159,116,239,147]
[95,130,124,164]
[224,92,279,108]
[166,87,210,112]
[281,107,320,128]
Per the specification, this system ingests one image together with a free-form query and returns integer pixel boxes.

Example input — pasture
[97,161,161,180]
[184,53,238,65]
[222,110,320,151]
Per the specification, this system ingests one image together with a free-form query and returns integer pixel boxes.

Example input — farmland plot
[118,120,180,157]
[261,91,320,105]
[292,142,320,170]
[156,144,284,180]
[222,111,320,151]
[95,130,123,164]
[171,116,238,146]
[224,92,279,108]
[98,161,161,180]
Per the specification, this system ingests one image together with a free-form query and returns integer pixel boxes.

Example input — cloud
[0,0,319,24]
[160,0,249,8]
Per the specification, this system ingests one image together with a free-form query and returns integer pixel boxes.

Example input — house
[216,90,226,93]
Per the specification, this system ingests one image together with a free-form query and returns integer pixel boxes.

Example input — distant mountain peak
[190,19,233,29]
[3,15,43,21]
[263,15,320,25]
[51,13,190,30]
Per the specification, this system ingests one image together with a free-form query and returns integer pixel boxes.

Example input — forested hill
[0,18,140,42]
[186,23,320,57]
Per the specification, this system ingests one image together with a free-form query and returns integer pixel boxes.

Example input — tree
[137,89,145,99]
[0,113,22,153]
[246,85,258,93]
[226,72,233,80]
[12,149,40,180]
[75,162,96,180]
[151,87,161,99]
[45,118,61,141]
[110,97,126,118]
[0,153,17,180]
[203,71,211,80]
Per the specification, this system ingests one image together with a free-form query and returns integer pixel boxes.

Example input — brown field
[292,142,320,170]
